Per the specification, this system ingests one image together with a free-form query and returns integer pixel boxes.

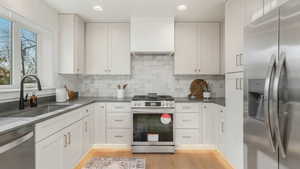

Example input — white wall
[0,0,60,102]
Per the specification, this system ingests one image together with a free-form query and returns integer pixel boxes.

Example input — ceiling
[43,0,225,22]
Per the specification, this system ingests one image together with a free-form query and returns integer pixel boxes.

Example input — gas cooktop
[132,94,174,101]
[131,93,175,108]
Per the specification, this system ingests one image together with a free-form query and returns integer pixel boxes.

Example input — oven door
[132,109,174,146]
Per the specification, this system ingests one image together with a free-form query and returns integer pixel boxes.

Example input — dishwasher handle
[0,131,33,154]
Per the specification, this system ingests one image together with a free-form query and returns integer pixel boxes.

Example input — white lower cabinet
[107,129,132,144]
[175,102,225,150]
[82,112,95,155]
[62,121,83,169]
[106,103,132,145]
[176,129,199,145]
[35,131,64,169]
[203,103,219,146]
[175,113,200,129]
[36,120,82,169]
[94,103,106,144]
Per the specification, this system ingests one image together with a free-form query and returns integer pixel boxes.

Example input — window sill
[0,87,56,103]
[0,87,55,93]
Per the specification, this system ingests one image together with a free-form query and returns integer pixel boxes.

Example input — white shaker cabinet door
[225,0,244,73]
[86,23,109,75]
[199,23,220,74]
[35,131,64,169]
[202,103,219,146]
[225,72,244,169]
[174,23,199,75]
[62,121,83,169]
[94,103,106,144]
[109,23,131,75]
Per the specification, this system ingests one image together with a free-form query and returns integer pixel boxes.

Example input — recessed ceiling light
[177,5,187,11]
[93,5,103,11]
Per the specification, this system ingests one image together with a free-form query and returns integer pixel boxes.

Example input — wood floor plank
[74,149,233,169]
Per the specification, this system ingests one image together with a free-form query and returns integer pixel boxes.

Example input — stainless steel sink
[0,105,71,117]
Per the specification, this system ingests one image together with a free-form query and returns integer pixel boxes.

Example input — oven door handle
[0,132,33,154]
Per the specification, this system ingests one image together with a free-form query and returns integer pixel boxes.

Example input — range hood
[130,17,175,55]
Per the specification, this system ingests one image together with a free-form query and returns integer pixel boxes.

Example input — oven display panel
[145,102,161,107]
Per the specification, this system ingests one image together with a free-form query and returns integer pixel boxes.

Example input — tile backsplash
[61,55,225,98]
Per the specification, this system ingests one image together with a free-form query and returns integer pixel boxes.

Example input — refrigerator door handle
[264,54,277,152]
[273,53,287,158]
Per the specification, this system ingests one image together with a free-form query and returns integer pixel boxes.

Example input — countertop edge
[0,97,225,135]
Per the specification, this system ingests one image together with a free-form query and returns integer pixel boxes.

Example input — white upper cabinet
[225,0,244,73]
[174,23,198,75]
[245,0,288,26]
[199,23,220,74]
[59,14,85,74]
[85,23,131,75]
[244,0,264,26]
[110,23,131,75]
[85,23,108,75]
[174,22,221,75]
[130,17,175,54]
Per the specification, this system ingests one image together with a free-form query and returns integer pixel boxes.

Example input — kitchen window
[0,16,40,87]
[0,17,12,86]
[20,28,38,84]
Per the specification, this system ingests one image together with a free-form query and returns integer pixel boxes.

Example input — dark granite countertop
[0,96,225,135]
[175,97,225,107]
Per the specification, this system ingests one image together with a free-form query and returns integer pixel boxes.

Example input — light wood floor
[75,149,233,169]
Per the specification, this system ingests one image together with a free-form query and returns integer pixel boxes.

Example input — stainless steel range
[131,93,175,153]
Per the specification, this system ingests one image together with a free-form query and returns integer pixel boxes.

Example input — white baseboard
[93,144,132,150]
[175,144,218,150]
[92,144,218,151]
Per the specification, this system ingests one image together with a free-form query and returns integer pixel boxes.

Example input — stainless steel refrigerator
[244,1,300,169]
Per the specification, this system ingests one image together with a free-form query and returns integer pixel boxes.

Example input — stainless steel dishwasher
[0,125,34,169]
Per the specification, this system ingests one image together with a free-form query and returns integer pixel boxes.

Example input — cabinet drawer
[107,113,132,129]
[35,109,82,142]
[81,105,93,117]
[107,129,131,144]
[176,103,200,113]
[107,103,131,113]
[175,113,199,129]
[176,129,199,145]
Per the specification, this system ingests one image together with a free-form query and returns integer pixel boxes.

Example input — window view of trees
[21,29,37,76]
[0,17,12,85]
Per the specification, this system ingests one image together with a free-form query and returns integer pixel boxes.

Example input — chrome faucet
[19,75,42,109]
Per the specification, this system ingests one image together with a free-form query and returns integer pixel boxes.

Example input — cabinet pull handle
[64,134,68,148]
[182,119,192,122]
[115,106,124,109]
[236,78,239,90]
[235,54,239,66]
[182,136,192,139]
[239,78,243,90]
[68,132,71,145]
[114,120,124,122]
[85,121,88,133]
[114,135,123,138]
[182,106,191,110]
[239,53,243,66]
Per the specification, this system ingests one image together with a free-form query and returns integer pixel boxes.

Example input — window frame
[0,15,41,89]
[17,23,40,88]
[0,15,14,88]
